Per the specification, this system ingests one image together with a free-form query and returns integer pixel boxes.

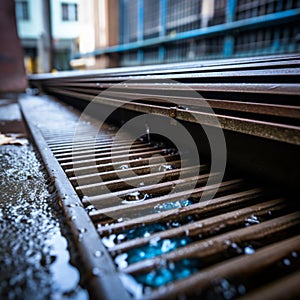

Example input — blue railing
[73,0,300,66]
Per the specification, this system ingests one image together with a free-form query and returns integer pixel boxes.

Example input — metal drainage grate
[20,95,300,299]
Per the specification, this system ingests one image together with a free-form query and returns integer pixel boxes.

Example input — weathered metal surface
[147,235,300,299]
[19,95,131,300]
[24,56,300,299]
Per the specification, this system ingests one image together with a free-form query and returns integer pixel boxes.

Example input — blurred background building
[16,0,79,73]
[15,0,300,72]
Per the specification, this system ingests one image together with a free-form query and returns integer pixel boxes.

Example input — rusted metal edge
[18,95,131,300]
[44,88,300,145]
[239,269,300,300]
[33,67,300,85]
[28,54,300,81]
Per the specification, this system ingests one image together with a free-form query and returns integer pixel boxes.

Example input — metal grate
[166,0,202,35]
[234,22,300,55]
[236,0,300,20]
[26,55,300,299]
[143,0,160,39]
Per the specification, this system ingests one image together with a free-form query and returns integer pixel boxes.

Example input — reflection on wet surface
[0,144,88,299]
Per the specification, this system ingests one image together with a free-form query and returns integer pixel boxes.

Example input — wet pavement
[0,97,88,299]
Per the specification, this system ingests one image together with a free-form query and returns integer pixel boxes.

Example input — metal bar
[57,144,155,163]
[47,137,115,148]
[45,88,300,145]
[45,82,300,96]
[146,226,300,299]
[60,148,168,168]
[40,66,300,82]
[93,90,300,119]
[96,188,264,234]
[70,160,184,185]
[19,95,131,300]
[89,179,243,221]
[239,270,300,300]
[50,139,131,152]
[29,54,300,80]
[56,143,151,162]
[76,165,203,195]
[224,0,237,57]
[54,141,146,158]
[65,153,180,176]
[52,140,140,155]
[109,198,286,256]
[86,172,215,208]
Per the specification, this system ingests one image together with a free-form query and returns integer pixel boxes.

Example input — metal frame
[19,95,131,300]
[73,7,300,61]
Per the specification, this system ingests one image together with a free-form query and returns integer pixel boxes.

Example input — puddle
[134,259,200,287]
[154,199,193,212]
[124,236,193,265]
[0,144,88,299]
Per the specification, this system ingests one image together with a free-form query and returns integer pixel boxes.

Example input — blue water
[135,259,200,287]
[154,199,193,212]
[113,222,200,287]
[126,237,193,265]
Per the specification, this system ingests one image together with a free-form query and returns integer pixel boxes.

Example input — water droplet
[291,251,298,258]
[82,196,89,202]
[117,233,126,241]
[238,284,246,295]
[161,240,176,253]
[159,164,173,172]
[244,245,255,255]
[231,242,243,254]
[119,164,129,170]
[94,250,102,258]
[145,124,150,144]
[102,234,116,248]
[85,205,96,214]
[92,267,101,276]
[78,233,84,242]
[70,215,76,221]
[115,253,128,269]
[171,221,180,227]
[78,228,87,233]
[168,261,175,270]
[245,214,260,226]
[150,236,161,246]
[283,258,291,266]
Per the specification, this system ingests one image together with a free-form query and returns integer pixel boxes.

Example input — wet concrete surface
[0,97,26,134]
[0,98,88,299]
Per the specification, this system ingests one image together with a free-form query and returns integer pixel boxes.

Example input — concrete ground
[0,95,88,299]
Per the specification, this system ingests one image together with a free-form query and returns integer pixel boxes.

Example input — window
[16,0,29,21]
[62,3,78,21]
